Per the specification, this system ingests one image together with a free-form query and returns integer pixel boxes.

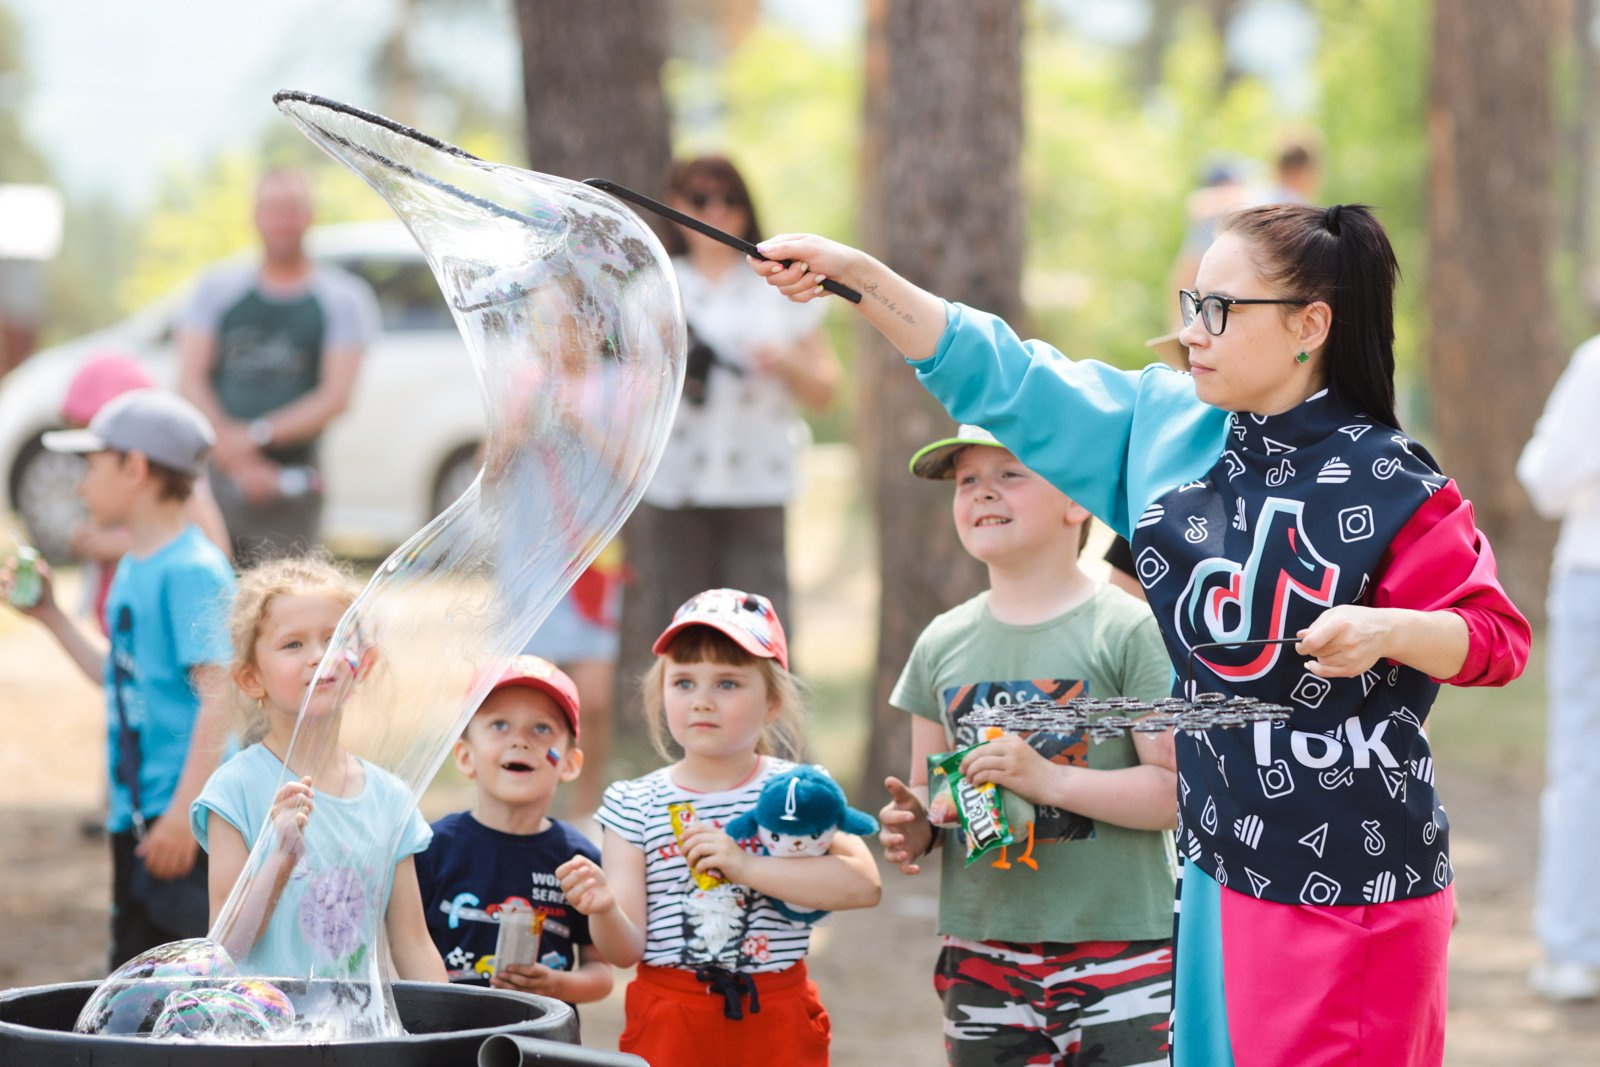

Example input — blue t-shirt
[103,524,234,833]
[415,812,599,985]
[191,744,432,979]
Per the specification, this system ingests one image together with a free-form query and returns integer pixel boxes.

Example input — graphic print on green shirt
[940,677,1096,846]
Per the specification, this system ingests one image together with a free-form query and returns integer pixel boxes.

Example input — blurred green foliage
[31,0,1457,436]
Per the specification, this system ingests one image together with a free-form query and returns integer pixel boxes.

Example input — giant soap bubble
[74,93,685,1041]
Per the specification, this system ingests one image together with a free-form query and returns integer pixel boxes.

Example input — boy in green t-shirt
[880,424,1178,1067]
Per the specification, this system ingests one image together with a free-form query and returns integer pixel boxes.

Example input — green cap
[908,424,1005,480]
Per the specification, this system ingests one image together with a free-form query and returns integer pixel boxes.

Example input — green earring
[1295,350,1310,365]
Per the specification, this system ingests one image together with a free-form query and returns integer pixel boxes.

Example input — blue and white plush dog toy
[725,765,879,924]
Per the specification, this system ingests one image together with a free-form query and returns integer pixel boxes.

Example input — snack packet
[8,546,41,609]
[668,801,726,890]
[493,903,545,974]
[929,745,1014,865]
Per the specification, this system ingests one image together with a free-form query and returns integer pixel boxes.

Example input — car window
[338,257,454,332]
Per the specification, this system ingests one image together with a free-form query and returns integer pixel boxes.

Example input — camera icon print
[1300,871,1343,906]
[1338,504,1375,542]
[1135,547,1169,586]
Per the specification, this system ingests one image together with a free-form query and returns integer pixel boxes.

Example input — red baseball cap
[652,588,789,670]
[485,655,582,740]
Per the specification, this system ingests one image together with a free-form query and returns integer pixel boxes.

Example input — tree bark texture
[855,0,1024,797]
[513,0,673,193]
[515,0,672,770]
[1426,0,1561,619]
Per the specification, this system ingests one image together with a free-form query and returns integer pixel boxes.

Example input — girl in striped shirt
[558,588,881,1065]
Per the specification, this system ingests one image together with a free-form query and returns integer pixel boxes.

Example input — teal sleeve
[190,755,256,853]
[167,552,235,670]
[910,301,1230,537]
[400,806,433,858]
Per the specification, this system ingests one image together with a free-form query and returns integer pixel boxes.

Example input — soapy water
[72,93,685,1041]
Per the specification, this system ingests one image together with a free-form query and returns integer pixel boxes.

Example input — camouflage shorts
[935,935,1172,1067]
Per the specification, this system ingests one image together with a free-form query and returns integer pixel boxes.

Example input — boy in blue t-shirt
[417,655,613,1006]
[4,390,235,968]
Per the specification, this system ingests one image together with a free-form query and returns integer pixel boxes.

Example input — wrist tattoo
[861,279,916,324]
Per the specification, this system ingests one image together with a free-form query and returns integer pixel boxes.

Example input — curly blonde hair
[641,626,807,763]
[229,554,357,744]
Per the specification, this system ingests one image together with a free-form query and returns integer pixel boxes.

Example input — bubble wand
[582,178,863,304]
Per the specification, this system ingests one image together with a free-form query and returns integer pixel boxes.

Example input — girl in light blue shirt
[191,556,444,984]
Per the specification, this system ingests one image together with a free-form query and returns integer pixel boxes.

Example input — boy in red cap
[414,655,613,1008]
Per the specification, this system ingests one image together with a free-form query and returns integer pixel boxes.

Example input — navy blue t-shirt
[415,812,599,985]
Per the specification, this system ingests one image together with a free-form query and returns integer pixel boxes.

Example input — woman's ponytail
[1221,202,1402,429]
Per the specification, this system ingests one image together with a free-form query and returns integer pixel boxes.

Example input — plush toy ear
[725,811,758,840]
[840,807,878,837]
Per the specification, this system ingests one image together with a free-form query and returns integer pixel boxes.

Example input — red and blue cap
[486,655,582,740]
[652,588,789,671]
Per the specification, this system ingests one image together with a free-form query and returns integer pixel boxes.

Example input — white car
[0,221,486,560]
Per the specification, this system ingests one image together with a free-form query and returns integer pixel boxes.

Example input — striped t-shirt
[596,757,812,973]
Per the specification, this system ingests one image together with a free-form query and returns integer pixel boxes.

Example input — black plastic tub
[0,980,576,1065]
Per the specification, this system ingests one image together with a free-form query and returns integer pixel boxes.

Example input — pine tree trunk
[855,0,1024,797]
[1426,0,1561,620]
[514,0,673,770]
[512,0,672,192]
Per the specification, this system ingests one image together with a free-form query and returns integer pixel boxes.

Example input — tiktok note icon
[1361,819,1385,856]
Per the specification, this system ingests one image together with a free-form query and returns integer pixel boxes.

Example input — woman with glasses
[750,203,1529,1067]
[624,156,840,676]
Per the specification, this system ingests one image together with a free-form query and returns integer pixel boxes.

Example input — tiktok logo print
[1176,499,1339,684]
[1138,389,1455,907]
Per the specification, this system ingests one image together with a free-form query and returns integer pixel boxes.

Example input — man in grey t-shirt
[177,169,378,563]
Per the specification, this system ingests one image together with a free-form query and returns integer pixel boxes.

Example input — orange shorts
[619,961,831,1065]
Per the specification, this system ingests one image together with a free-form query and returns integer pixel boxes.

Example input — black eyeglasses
[1179,289,1309,336]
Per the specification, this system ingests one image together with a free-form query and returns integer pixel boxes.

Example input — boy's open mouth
[501,758,536,773]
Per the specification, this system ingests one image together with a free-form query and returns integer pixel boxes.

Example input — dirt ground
[2,448,1597,1064]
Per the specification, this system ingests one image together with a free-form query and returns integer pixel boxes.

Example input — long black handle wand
[583,178,863,304]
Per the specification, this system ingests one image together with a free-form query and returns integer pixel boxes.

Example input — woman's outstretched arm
[751,236,947,360]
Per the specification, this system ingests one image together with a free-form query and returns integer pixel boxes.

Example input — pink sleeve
[1372,480,1531,687]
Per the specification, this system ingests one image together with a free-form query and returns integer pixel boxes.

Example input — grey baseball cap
[909,423,1006,480]
[43,388,216,476]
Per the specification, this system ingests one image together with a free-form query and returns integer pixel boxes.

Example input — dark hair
[1276,142,1317,176]
[113,452,196,503]
[660,155,763,256]
[1219,202,1401,429]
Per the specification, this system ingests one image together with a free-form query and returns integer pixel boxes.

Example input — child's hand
[135,813,200,879]
[269,776,314,855]
[1,553,55,618]
[927,791,959,827]
[491,962,564,997]
[879,777,934,875]
[680,821,747,883]
[961,733,1055,801]
[557,855,615,916]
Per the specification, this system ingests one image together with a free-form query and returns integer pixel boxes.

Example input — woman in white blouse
[627,156,840,655]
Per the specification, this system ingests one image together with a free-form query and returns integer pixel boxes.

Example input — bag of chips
[929,745,1015,866]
